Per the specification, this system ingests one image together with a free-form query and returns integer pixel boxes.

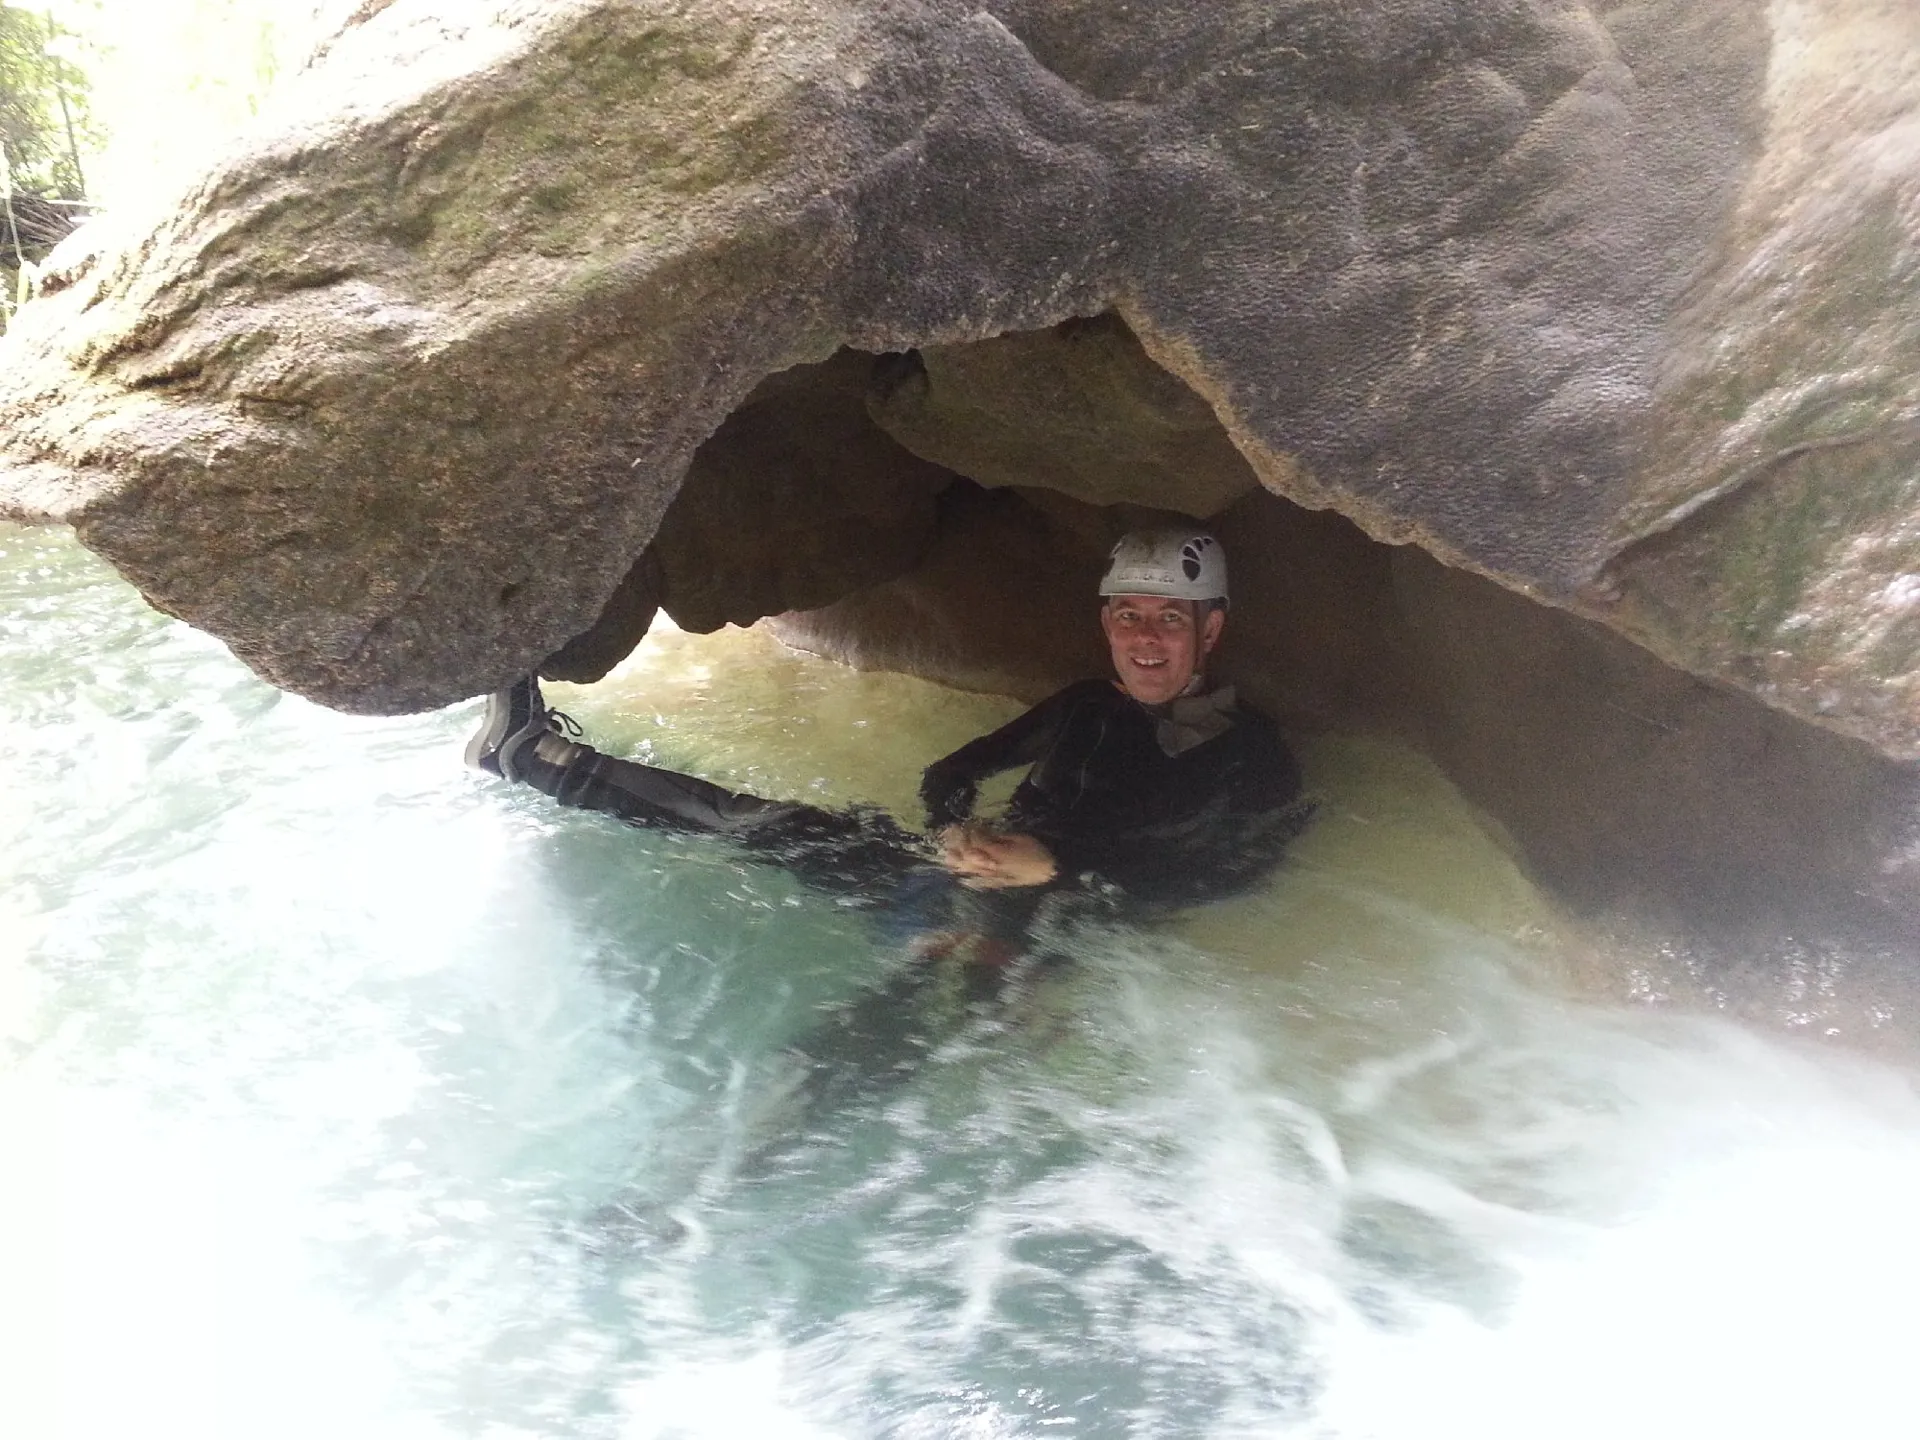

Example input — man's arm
[917,683,1088,829]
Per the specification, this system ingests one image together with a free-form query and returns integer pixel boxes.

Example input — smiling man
[467,527,1308,1175]
[467,527,1308,919]
[919,528,1308,905]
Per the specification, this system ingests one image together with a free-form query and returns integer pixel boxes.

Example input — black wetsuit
[523,677,1307,915]
[920,679,1307,906]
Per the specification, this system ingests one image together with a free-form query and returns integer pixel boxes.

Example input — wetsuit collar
[1144,684,1238,756]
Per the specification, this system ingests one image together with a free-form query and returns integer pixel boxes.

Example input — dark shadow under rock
[769,482,1115,704]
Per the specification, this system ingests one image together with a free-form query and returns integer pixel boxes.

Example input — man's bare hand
[936,824,1059,889]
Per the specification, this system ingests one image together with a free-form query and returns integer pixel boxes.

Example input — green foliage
[1,0,317,329]
[0,4,93,202]
[0,4,97,327]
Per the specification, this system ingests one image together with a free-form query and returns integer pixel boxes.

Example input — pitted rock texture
[0,0,1914,762]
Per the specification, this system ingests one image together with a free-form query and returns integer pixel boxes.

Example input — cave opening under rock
[548,314,1407,727]
[542,312,1918,972]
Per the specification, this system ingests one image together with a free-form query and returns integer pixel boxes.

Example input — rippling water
[4,520,1918,1440]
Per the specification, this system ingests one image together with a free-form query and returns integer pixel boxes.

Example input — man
[472,528,1309,1213]
[466,527,1308,930]
[919,529,1307,908]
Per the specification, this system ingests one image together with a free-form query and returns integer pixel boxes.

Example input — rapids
[3,520,1917,1439]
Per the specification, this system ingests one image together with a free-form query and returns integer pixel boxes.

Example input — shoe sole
[464,692,515,774]
[465,680,539,776]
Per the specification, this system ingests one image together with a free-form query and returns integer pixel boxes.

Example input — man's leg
[468,676,809,828]
[467,678,926,894]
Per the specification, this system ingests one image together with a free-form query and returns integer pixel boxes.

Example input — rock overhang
[0,0,1913,771]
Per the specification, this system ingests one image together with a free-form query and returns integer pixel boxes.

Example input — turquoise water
[4,519,1919,1439]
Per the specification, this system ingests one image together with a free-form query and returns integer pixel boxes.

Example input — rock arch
[0,0,1914,967]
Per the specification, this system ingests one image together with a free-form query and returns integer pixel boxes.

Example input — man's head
[1097,529,1228,705]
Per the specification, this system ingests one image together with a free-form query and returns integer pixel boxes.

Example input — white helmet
[1098,528,1229,607]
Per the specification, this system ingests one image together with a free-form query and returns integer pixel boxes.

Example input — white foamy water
[3,520,1917,1439]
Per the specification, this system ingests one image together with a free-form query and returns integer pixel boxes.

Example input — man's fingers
[939,824,1003,870]
[938,827,1055,889]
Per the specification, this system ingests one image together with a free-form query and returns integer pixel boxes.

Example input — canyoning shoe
[498,687,588,785]
[465,676,545,777]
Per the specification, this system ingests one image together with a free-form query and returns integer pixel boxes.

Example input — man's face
[1100,595,1225,705]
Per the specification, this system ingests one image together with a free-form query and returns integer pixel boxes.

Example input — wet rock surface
[647,349,954,638]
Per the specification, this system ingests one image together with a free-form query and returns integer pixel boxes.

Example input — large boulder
[1,0,1914,767]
